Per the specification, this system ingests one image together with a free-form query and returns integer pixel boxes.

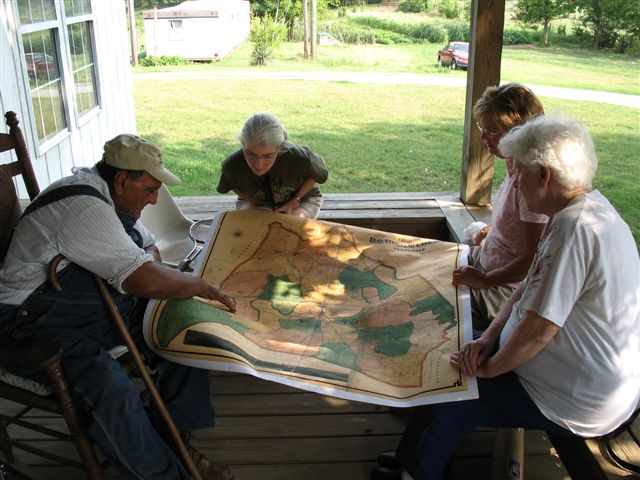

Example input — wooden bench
[174,191,492,244]
[547,413,640,480]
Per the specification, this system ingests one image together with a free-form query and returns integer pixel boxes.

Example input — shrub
[445,22,469,42]
[411,22,447,43]
[350,16,413,36]
[349,16,446,43]
[525,29,543,45]
[249,16,286,66]
[322,22,377,44]
[616,34,640,55]
[398,0,429,13]
[624,36,640,56]
[438,0,460,19]
[374,30,413,44]
[503,29,529,45]
[139,55,189,67]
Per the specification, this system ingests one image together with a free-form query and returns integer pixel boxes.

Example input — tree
[251,0,338,41]
[574,0,640,51]
[133,0,181,9]
[514,0,573,46]
[249,16,286,65]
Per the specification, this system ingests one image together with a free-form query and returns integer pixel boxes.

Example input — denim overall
[0,185,214,479]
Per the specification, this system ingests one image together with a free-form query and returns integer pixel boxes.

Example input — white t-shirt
[500,191,640,437]
[0,167,155,305]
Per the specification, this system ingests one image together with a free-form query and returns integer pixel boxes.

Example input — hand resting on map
[123,261,236,313]
[452,265,489,289]
[195,284,236,313]
[450,335,494,378]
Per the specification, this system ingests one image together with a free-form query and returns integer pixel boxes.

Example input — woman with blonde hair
[452,83,548,330]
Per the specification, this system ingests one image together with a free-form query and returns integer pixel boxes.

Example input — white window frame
[16,0,101,155]
[65,10,101,125]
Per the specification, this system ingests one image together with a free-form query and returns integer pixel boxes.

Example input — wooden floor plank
[212,392,390,417]
[193,435,402,465]
[210,374,302,395]
[203,413,407,439]
[228,461,378,480]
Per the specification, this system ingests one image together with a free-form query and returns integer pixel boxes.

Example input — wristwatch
[294,195,302,204]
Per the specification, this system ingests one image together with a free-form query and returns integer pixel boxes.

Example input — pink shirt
[480,160,548,276]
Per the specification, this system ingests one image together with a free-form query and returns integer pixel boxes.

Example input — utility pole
[310,0,317,60]
[127,0,139,66]
[302,0,309,59]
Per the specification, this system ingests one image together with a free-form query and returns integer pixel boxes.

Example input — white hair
[238,112,289,149]
[498,115,598,190]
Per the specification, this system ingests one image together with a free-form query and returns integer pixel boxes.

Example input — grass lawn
[133,4,639,245]
[134,77,639,245]
[134,42,640,96]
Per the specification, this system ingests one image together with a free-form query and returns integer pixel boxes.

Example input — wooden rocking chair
[0,111,202,479]
[0,111,103,478]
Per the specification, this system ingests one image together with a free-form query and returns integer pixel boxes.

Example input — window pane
[22,29,66,142]
[31,80,65,143]
[23,30,59,91]
[18,0,57,25]
[67,22,98,116]
[64,0,92,17]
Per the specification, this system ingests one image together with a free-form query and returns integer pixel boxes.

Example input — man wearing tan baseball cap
[0,133,236,480]
[103,133,182,186]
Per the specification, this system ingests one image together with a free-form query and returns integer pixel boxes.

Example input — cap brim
[148,167,182,186]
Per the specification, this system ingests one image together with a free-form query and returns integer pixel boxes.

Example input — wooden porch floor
[1,371,572,480]
[4,192,635,479]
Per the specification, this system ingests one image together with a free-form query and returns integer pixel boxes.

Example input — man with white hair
[0,134,236,479]
[372,116,640,480]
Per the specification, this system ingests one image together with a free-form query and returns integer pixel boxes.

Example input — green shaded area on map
[316,342,359,371]
[358,322,414,357]
[257,275,304,315]
[279,317,322,333]
[338,266,397,300]
[156,298,238,347]
[410,293,455,328]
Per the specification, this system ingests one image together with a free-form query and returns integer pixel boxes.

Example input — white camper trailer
[143,0,250,61]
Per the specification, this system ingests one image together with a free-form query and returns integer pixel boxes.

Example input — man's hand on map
[452,265,489,289]
[450,337,493,377]
[194,284,237,313]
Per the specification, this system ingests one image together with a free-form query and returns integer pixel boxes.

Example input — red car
[25,52,57,80]
[437,41,469,70]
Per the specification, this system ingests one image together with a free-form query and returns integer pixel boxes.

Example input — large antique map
[143,210,477,407]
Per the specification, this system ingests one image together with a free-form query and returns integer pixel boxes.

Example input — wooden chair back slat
[0,111,40,262]
[0,168,21,262]
[0,111,39,200]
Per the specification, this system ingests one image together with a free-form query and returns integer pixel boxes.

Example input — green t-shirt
[216,144,329,206]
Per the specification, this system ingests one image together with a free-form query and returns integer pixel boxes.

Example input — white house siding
[0,0,136,197]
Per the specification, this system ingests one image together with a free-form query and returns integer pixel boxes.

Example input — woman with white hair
[216,112,329,218]
[371,116,640,480]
